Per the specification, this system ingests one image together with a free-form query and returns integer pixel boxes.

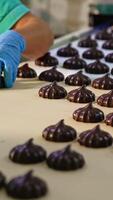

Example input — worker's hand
[0,30,26,88]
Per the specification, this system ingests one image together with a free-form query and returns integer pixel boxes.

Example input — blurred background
[21,0,94,37]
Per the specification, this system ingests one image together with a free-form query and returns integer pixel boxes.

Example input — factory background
[22,0,94,37]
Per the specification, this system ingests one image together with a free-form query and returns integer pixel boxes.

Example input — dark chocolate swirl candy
[42,119,77,142]
[92,74,113,90]
[6,171,48,199]
[78,125,113,148]
[78,36,97,48]
[35,52,59,66]
[82,48,104,60]
[85,60,109,74]
[9,138,46,164]
[111,68,113,75]
[65,71,91,86]
[102,39,113,50]
[97,90,113,107]
[63,57,87,70]
[17,63,37,78]
[95,30,112,40]
[105,53,113,63]
[39,66,64,82]
[57,43,79,57]
[107,27,113,34]
[67,85,95,103]
[73,102,104,123]
[0,172,6,188]
[105,112,113,126]
[47,145,85,171]
[39,81,67,99]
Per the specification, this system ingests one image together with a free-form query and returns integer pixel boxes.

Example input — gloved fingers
[0,55,19,88]
[0,60,3,74]
[12,65,18,83]
[3,62,14,88]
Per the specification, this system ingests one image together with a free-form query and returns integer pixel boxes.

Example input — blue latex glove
[0,30,26,88]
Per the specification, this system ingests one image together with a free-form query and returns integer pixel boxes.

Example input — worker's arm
[13,12,54,60]
[0,0,53,88]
